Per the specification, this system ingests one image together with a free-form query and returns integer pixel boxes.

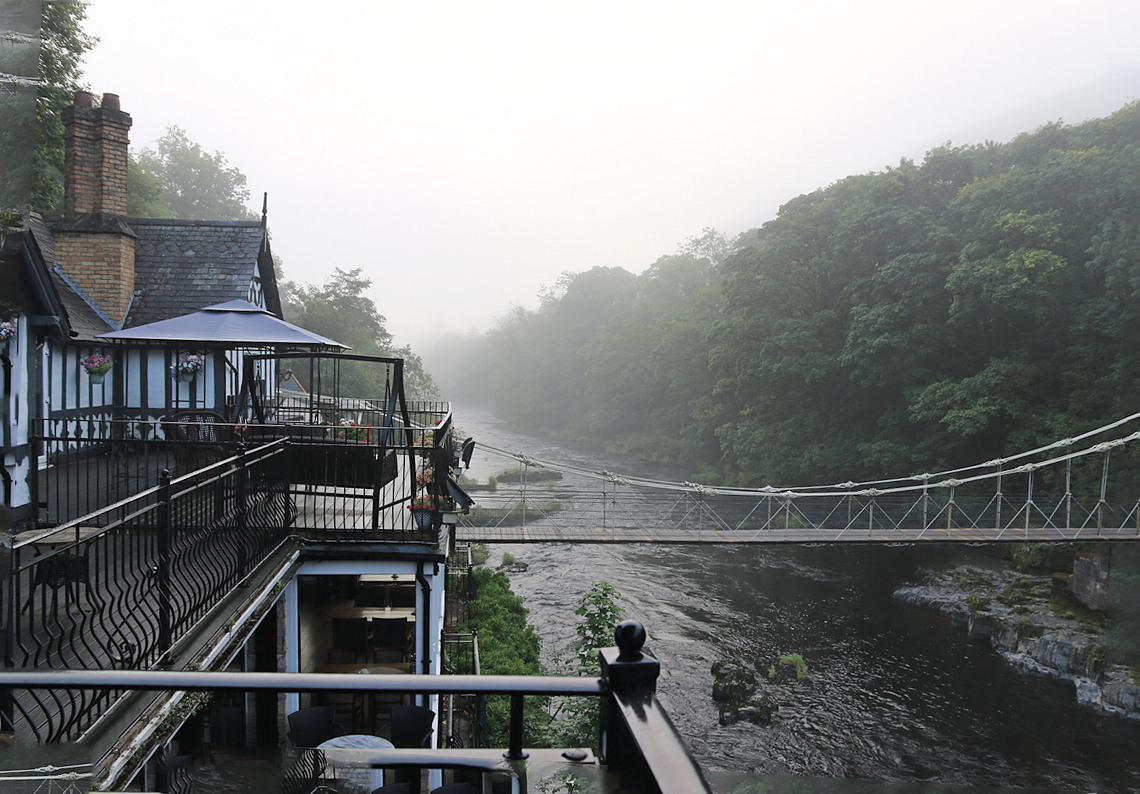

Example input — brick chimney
[53,91,137,328]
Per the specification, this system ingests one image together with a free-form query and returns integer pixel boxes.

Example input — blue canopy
[99,300,347,348]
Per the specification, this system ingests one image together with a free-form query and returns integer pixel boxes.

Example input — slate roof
[28,214,111,341]
[126,218,268,327]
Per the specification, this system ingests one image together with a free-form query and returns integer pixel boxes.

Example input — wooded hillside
[447,103,1140,486]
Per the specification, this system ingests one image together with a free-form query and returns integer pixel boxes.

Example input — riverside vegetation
[457,550,624,749]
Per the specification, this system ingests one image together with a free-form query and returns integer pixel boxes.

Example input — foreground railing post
[600,621,712,793]
[505,692,527,760]
[599,621,659,766]
[157,469,173,664]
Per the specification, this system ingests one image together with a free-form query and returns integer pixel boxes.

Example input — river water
[454,409,1140,793]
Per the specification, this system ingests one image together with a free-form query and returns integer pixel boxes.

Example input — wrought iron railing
[3,441,292,742]
[31,407,460,538]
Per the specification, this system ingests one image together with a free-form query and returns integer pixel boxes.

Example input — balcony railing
[0,622,711,794]
[31,406,460,538]
[3,441,293,741]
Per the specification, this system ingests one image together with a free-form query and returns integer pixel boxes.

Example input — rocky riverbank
[894,565,1140,720]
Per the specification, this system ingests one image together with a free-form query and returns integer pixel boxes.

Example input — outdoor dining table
[318,733,394,791]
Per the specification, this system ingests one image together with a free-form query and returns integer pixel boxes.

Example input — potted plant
[407,495,439,530]
[171,353,204,383]
[336,419,373,442]
[0,319,15,351]
[80,352,113,384]
[415,466,435,489]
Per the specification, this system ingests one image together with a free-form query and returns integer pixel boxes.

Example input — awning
[98,300,348,348]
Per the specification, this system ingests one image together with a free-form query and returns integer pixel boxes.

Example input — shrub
[967,594,991,613]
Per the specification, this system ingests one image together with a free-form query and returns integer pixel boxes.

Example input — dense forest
[441,103,1140,487]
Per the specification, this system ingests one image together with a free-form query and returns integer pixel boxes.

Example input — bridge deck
[458,523,1140,544]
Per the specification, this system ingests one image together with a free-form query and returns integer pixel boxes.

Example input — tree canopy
[446,103,1140,487]
[30,0,97,213]
[282,267,439,400]
[134,126,256,220]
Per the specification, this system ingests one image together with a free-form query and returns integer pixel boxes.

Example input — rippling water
[459,409,1140,793]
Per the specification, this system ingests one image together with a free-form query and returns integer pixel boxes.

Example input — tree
[282,267,439,400]
[32,0,97,212]
[545,582,624,748]
[135,126,256,220]
[126,157,171,217]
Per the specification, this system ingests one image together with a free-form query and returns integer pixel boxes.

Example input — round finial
[614,620,646,660]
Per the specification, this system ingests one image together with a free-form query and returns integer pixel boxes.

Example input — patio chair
[388,705,435,749]
[287,706,346,748]
[163,409,231,475]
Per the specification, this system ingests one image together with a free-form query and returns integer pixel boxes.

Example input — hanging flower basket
[0,320,16,350]
[80,352,113,383]
[171,354,204,383]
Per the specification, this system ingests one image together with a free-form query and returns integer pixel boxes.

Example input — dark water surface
[457,409,1140,793]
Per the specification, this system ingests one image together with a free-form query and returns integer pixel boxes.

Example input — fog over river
[455,408,1140,793]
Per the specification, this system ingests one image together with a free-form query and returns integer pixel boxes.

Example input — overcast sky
[80,1,1140,349]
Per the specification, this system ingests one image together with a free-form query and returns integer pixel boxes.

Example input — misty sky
[81,1,1140,349]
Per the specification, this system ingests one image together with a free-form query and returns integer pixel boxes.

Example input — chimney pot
[74,91,93,107]
[102,93,121,111]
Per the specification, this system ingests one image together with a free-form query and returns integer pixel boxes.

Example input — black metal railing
[3,441,292,741]
[0,622,711,794]
[31,407,460,539]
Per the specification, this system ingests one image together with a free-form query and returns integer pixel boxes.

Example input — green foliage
[573,582,624,676]
[1009,544,1087,573]
[967,594,991,614]
[501,551,515,566]
[281,267,439,399]
[1015,617,1044,639]
[32,0,97,212]
[444,103,1140,488]
[469,544,489,566]
[545,582,624,749]
[777,653,808,680]
[135,126,256,220]
[459,567,546,746]
[126,156,172,217]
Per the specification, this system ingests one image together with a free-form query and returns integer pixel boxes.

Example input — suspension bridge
[455,413,1140,545]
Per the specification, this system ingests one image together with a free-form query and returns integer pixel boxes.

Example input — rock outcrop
[895,565,1139,721]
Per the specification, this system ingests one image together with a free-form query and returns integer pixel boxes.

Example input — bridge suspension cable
[475,411,1140,499]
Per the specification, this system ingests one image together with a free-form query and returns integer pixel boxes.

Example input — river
[454,408,1140,793]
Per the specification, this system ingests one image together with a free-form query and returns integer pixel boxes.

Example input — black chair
[430,784,475,794]
[372,784,410,794]
[287,706,345,748]
[389,705,435,749]
[163,409,231,475]
[281,748,336,794]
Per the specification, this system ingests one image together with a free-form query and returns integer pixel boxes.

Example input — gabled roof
[127,218,271,327]
[99,300,347,348]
